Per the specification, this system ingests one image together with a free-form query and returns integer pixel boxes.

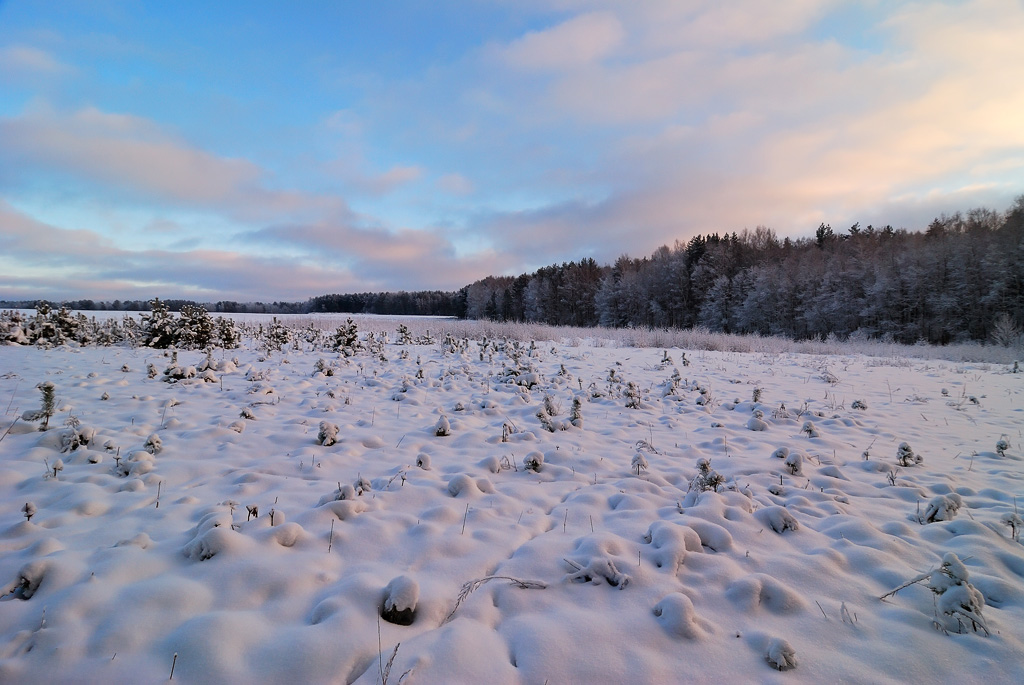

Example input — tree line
[463,198,1024,345]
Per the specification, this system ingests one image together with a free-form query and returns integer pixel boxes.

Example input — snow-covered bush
[263,318,291,352]
[381,575,419,625]
[852,399,867,410]
[765,637,798,671]
[11,560,50,599]
[631,452,649,475]
[176,304,215,349]
[784,451,803,476]
[434,414,451,437]
[144,433,162,454]
[625,382,641,409]
[771,446,789,460]
[523,451,544,472]
[415,454,431,470]
[689,458,724,493]
[801,420,819,438]
[923,494,963,523]
[140,298,177,348]
[22,502,36,522]
[1002,512,1022,541]
[570,396,584,428]
[333,318,361,356]
[897,441,922,467]
[882,552,988,635]
[996,435,1010,457]
[755,506,799,534]
[747,415,768,431]
[317,421,339,446]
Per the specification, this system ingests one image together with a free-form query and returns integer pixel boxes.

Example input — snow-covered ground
[1,331,1022,683]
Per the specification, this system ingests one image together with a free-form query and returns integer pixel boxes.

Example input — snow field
[0,336,1022,683]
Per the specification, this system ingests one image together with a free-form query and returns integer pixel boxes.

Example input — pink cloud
[496,11,624,71]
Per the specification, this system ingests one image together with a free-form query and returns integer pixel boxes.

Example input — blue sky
[1,0,1022,302]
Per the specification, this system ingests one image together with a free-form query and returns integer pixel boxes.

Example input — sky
[1,0,1023,303]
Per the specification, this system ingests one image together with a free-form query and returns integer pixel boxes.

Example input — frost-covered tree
[141,298,177,349]
[332,318,361,356]
[177,304,215,349]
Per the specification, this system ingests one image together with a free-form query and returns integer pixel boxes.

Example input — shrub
[881,552,988,635]
[923,494,963,523]
[897,441,922,467]
[317,421,339,446]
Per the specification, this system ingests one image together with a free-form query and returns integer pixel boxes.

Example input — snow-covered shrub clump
[434,414,451,437]
[747,413,768,431]
[570,396,584,428]
[317,421,339,446]
[381,575,419,625]
[897,441,922,466]
[923,494,963,523]
[689,458,724,493]
[765,637,798,671]
[523,451,544,472]
[784,451,803,476]
[756,506,799,534]
[996,435,1009,457]
[883,552,989,635]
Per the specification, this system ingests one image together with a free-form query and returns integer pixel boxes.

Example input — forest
[463,199,1024,345]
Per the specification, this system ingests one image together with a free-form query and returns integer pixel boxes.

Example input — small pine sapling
[1002,512,1022,541]
[22,502,36,522]
[752,387,763,404]
[897,442,923,467]
[631,452,649,475]
[570,396,584,428]
[689,458,724,493]
[535,409,555,433]
[801,420,819,438]
[21,381,56,431]
[996,435,1009,457]
[318,421,340,446]
[51,458,64,478]
[625,382,641,409]
[851,399,867,410]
